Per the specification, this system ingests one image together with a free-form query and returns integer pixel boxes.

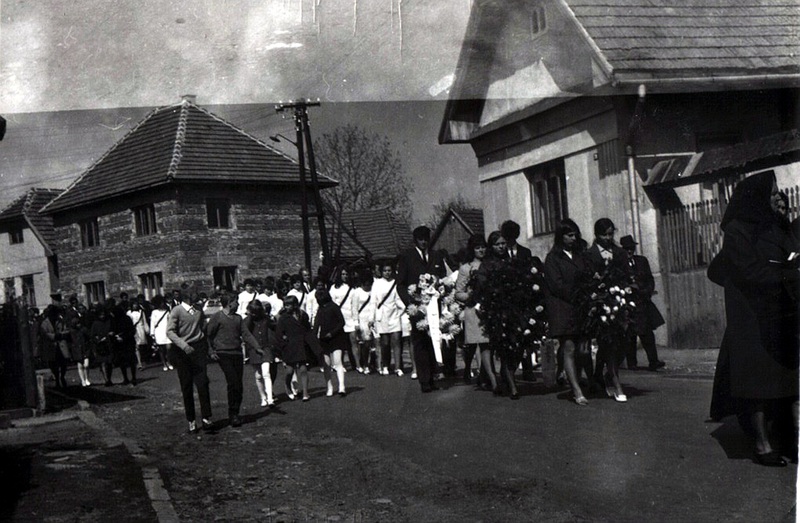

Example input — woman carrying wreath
[455,233,495,390]
[544,219,592,405]
[709,171,799,467]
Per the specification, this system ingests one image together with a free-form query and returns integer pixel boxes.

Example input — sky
[0,0,484,222]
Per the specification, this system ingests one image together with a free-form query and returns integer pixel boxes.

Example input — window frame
[133,204,158,237]
[213,266,238,292]
[85,281,106,305]
[206,198,231,229]
[80,218,100,248]
[526,158,568,237]
[9,225,24,245]
[21,274,35,307]
[138,272,164,301]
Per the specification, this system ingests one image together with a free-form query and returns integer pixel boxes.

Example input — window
[526,159,568,236]
[3,278,15,303]
[139,272,163,301]
[213,266,238,292]
[80,218,100,248]
[85,281,106,305]
[597,139,623,179]
[206,198,230,229]
[9,226,24,244]
[530,5,547,37]
[21,275,35,307]
[133,204,157,236]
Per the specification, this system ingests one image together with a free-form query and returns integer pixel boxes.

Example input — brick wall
[51,184,324,303]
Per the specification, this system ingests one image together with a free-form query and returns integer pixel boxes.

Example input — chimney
[181,94,197,104]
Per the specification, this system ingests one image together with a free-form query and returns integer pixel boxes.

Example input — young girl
[313,289,348,396]
[149,295,173,372]
[245,300,277,407]
[127,301,149,370]
[351,273,377,373]
[329,266,358,372]
[276,295,322,402]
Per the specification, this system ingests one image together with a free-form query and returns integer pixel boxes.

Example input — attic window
[133,204,157,236]
[530,5,547,37]
[206,198,230,229]
[9,226,23,244]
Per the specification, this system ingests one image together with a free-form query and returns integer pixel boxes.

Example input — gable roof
[441,0,800,143]
[0,188,62,254]
[431,207,485,247]
[42,99,336,214]
[334,208,412,262]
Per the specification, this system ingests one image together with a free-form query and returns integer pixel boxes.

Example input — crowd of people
[28,176,798,465]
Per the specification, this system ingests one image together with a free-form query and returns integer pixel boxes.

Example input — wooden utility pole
[275,99,330,271]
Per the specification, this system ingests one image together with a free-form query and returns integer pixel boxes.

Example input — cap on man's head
[620,235,638,250]
[412,226,431,241]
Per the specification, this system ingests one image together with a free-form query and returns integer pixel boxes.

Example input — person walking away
[127,301,150,370]
[618,235,666,371]
[167,290,213,433]
[110,305,137,386]
[314,289,348,396]
[245,300,278,407]
[89,306,114,386]
[709,172,799,467]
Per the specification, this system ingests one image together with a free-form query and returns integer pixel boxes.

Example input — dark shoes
[648,361,666,371]
[201,418,214,431]
[755,451,787,467]
[230,415,242,428]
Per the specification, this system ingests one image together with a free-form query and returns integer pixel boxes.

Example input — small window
[133,204,157,236]
[526,159,568,236]
[21,275,35,307]
[207,198,230,229]
[9,226,24,245]
[213,266,238,292]
[139,272,164,301]
[597,139,623,179]
[85,281,106,305]
[3,278,15,303]
[80,218,100,248]
[530,5,547,37]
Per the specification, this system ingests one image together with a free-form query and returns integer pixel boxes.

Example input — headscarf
[720,171,776,231]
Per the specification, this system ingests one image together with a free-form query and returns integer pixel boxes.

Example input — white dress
[236,290,257,317]
[351,287,375,340]
[127,310,150,346]
[371,278,403,334]
[329,284,356,333]
[149,309,171,346]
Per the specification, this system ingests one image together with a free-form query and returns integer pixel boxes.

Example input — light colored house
[0,188,62,308]
[40,96,335,304]
[440,0,800,349]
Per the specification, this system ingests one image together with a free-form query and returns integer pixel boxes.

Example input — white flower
[624,287,632,295]
[620,298,626,305]
[532,284,540,292]
[529,318,536,325]
[629,301,636,308]
[610,314,616,321]
[612,306,619,312]
[603,305,611,313]
[530,266,539,274]
[523,329,531,336]
[535,305,545,313]
[600,315,608,322]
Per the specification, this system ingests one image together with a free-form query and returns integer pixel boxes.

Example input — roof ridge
[166,102,190,180]
[40,106,162,213]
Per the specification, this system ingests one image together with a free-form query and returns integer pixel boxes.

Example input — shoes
[130,379,137,387]
[648,361,666,371]
[137,364,143,370]
[395,369,404,377]
[260,398,268,407]
[755,450,787,467]
[363,368,371,375]
[168,364,174,370]
[230,415,242,428]
[574,395,589,406]
[188,420,198,433]
[380,367,390,376]
[287,392,296,401]
[463,374,471,384]
[163,366,169,372]
[613,392,628,403]
[421,386,433,393]
[122,379,131,386]
[429,384,440,391]
[411,372,418,380]
[510,392,520,400]
[356,367,364,374]
[326,389,334,397]
[302,396,311,402]
[104,381,113,387]
[201,418,214,431]
[338,390,347,397]
[267,399,275,408]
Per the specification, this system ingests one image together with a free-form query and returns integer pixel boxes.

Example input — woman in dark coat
[276,295,323,402]
[109,305,138,386]
[245,300,277,407]
[39,305,70,389]
[709,171,799,467]
[90,306,114,386]
[313,289,349,396]
[544,219,592,405]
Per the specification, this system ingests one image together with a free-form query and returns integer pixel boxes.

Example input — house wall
[432,218,473,260]
[51,185,321,303]
[0,226,55,308]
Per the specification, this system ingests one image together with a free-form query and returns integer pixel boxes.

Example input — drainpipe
[626,84,646,247]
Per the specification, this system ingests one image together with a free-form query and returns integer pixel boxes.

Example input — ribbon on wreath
[426,294,443,364]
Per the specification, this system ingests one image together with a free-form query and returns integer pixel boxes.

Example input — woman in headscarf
[709,171,799,467]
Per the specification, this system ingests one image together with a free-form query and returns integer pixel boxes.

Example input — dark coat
[313,302,348,354]
[710,218,800,419]
[90,318,113,364]
[109,310,136,367]
[275,310,323,366]
[396,246,448,306]
[244,315,276,365]
[586,242,628,275]
[507,244,533,266]
[544,248,588,337]
[627,254,665,334]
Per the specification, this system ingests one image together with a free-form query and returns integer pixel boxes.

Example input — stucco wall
[0,227,55,307]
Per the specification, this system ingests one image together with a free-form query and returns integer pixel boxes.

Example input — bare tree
[315,124,413,223]
[315,124,413,265]
[426,194,479,229]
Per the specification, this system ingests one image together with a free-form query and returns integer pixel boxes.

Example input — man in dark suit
[501,220,533,266]
[619,235,666,371]
[397,226,448,392]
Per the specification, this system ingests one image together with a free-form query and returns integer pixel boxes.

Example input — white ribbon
[425,293,443,364]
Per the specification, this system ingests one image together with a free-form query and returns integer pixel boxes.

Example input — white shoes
[260,398,268,407]
[380,367,390,376]
[395,369,404,377]
[411,372,418,379]
[163,366,169,372]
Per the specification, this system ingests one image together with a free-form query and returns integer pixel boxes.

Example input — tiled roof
[644,129,800,187]
[567,0,800,78]
[337,208,412,261]
[430,207,485,248]
[42,100,336,214]
[0,188,62,252]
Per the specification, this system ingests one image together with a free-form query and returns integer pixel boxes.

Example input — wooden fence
[660,185,800,274]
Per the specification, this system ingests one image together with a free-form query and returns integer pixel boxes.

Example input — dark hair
[219,294,232,307]
[413,226,431,241]
[316,289,331,305]
[283,295,299,307]
[554,219,582,250]
[290,274,303,285]
[500,220,520,241]
[487,230,504,248]
[332,265,348,286]
[594,218,616,237]
[464,233,487,262]
[247,299,266,319]
[119,292,129,300]
[151,295,165,308]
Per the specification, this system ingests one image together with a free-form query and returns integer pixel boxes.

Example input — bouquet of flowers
[406,273,441,334]
[575,258,638,342]
[436,272,464,341]
[472,261,548,354]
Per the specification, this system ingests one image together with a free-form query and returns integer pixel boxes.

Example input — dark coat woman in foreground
[709,171,799,467]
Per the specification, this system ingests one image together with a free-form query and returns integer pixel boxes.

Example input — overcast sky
[0,1,483,222]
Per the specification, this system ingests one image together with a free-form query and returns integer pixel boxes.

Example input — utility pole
[275,99,330,271]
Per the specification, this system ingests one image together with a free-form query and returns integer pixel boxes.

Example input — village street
[2,351,795,522]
